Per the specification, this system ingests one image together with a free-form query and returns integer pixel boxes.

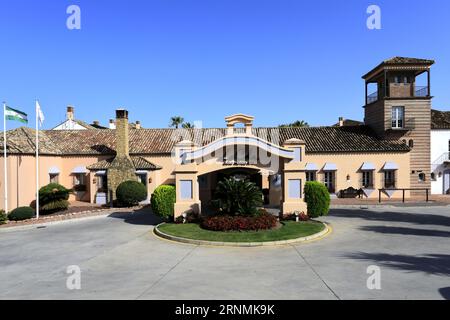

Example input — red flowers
[201,213,277,231]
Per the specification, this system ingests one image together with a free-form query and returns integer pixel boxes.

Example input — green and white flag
[5,106,28,123]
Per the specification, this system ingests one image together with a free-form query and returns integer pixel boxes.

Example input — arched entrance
[198,167,266,213]
[172,114,308,219]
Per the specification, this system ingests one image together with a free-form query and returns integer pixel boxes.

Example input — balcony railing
[414,86,429,97]
[367,91,378,104]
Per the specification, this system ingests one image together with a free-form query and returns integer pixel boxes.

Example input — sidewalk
[331,195,450,207]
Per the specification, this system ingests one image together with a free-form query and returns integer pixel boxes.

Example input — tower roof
[363,56,434,80]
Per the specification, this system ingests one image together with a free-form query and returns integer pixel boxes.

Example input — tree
[170,116,184,129]
[182,122,194,128]
[278,120,309,128]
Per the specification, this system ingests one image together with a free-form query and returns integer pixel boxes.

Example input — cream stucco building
[1,57,445,218]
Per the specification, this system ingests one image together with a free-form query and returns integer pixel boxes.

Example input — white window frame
[392,106,405,129]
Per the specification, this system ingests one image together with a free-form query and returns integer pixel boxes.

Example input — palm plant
[182,122,194,128]
[212,177,263,216]
[278,120,309,128]
[170,116,184,129]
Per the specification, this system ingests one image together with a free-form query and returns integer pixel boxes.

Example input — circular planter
[153,221,331,247]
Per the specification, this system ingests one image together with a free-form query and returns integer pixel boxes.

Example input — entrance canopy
[181,135,296,163]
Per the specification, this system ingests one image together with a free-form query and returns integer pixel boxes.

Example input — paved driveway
[0,206,449,300]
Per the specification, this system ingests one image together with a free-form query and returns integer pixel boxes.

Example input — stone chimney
[109,119,116,129]
[107,109,138,204]
[338,117,344,127]
[115,109,129,157]
[135,121,141,129]
[67,106,74,120]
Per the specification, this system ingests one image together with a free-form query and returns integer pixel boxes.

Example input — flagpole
[35,100,39,219]
[3,102,7,214]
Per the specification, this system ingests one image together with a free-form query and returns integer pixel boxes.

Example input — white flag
[36,101,45,126]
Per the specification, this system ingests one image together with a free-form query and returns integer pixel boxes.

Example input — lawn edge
[153,221,331,247]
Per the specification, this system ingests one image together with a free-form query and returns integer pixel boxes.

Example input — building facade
[430,109,450,194]
[1,57,447,217]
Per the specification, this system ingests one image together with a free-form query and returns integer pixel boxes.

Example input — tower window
[391,106,404,128]
[418,173,426,182]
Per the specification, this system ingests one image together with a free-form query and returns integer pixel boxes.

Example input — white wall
[430,129,450,194]
[53,119,87,130]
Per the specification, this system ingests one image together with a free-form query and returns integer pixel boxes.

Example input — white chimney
[67,106,74,120]
[338,117,344,127]
[135,121,141,129]
[109,119,116,129]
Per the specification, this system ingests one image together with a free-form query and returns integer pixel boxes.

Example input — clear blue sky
[1,0,449,130]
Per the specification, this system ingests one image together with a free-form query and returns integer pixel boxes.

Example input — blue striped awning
[323,163,337,171]
[383,162,399,170]
[72,166,87,174]
[305,163,318,171]
[48,166,60,174]
[361,162,376,170]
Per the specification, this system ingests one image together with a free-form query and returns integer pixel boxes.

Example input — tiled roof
[332,119,364,127]
[1,125,410,155]
[431,109,450,129]
[383,57,435,65]
[87,156,161,170]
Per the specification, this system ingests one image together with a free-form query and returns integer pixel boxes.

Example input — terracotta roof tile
[87,156,161,170]
[431,109,450,129]
[1,126,410,155]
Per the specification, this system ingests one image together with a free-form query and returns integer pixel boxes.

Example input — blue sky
[1,0,449,130]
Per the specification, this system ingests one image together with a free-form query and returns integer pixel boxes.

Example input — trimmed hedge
[116,180,147,207]
[0,210,7,224]
[39,183,71,214]
[304,181,330,218]
[8,207,35,221]
[201,213,277,232]
[151,185,176,219]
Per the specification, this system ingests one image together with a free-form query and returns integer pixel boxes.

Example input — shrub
[281,211,309,221]
[116,180,147,207]
[211,178,263,216]
[0,210,7,224]
[174,211,201,224]
[151,185,176,219]
[8,207,35,221]
[39,183,71,214]
[201,213,277,232]
[304,181,330,218]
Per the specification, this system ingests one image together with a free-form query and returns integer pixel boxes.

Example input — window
[361,171,373,188]
[73,173,85,186]
[288,179,302,199]
[306,171,316,182]
[384,170,396,189]
[408,139,414,148]
[324,172,335,193]
[418,173,426,182]
[49,173,59,184]
[431,172,436,181]
[180,180,193,200]
[136,172,147,187]
[391,106,404,128]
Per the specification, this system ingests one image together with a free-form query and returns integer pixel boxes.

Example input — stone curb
[0,206,144,233]
[153,221,331,247]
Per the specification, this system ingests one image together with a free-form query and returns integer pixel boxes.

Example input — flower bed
[200,213,277,231]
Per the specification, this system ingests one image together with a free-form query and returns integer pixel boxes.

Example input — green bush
[0,210,7,224]
[39,183,71,214]
[304,181,330,218]
[8,207,35,221]
[116,180,147,207]
[212,178,263,216]
[151,185,176,219]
